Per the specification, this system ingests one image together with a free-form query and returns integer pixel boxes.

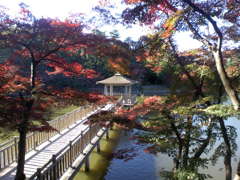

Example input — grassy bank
[0,105,78,144]
[49,105,78,120]
[74,127,121,180]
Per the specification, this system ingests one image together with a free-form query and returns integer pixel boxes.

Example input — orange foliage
[50,19,82,28]
[161,10,182,38]
[124,0,142,3]
[226,66,240,77]
[50,88,112,105]
[115,96,164,122]
[46,61,98,78]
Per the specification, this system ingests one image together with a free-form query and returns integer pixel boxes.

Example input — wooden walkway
[0,104,115,180]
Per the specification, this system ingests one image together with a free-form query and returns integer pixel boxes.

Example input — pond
[74,86,240,180]
[103,117,240,180]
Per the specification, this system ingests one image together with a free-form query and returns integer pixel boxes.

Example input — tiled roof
[96,73,138,85]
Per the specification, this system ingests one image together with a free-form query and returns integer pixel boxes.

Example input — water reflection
[203,117,240,180]
[104,118,240,180]
[104,130,159,180]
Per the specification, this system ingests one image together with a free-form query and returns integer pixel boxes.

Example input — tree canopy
[0,1,240,180]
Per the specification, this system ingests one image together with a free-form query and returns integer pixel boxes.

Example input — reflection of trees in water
[134,113,238,180]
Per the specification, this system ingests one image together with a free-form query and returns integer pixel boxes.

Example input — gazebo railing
[120,94,137,105]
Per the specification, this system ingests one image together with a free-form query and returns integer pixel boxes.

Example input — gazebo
[96,72,138,97]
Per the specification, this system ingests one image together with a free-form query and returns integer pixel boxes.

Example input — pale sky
[0,0,97,18]
[0,0,202,51]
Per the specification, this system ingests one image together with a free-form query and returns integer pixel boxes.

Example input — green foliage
[172,106,198,115]
[174,169,212,180]
[211,125,237,165]
[136,95,145,104]
[186,64,215,80]
[160,169,212,180]
[49,105,78,120]
[142,68,163,85]
[0,128,17,144]
[203,105,240,117]
[0,105,79,143]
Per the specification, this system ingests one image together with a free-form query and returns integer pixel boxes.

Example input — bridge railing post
[34,133,37,150]
[106,128,109,140]
[96,142,100,153]
[89,124,92,143]
[14,137,18,160]
[37,168,42,180]
[52,155,57,180]
[69,140,73,163]
[74,110,76,123]
[85,155,90,172]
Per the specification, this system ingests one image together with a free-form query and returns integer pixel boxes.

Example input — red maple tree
[0,4,129,179]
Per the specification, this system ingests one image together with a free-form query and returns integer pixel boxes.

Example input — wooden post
[47,129,50,141]
[80,131,83,153]
[37,168,42,180]
[34,133,37,150]
[106,128,109,140]
[14,137,18,160]
[97,142,100,153]
[69,141,73,163]
[52,155,57,179]
[89,124,92,142]
[74,110,76,123]
[85,156,90,172]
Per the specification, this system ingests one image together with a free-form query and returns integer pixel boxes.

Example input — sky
[0,0,97,18]
[0,0,202,51]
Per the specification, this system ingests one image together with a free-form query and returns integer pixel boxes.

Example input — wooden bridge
[0,102,119,180]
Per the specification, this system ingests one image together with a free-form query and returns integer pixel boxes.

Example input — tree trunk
[182,0,240,110]
[30,60,36,90]
[15,123,27,180]
[233,160,240,180]
[193,118,213,159]
[182,117,191,167]
[175,144,182,169]
[15,58,36,179]
[213,51,240,110]
[170,122,183,170]
[218,117,232,180]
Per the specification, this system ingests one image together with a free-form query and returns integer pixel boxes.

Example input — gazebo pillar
[125,85,129,97]
[110,85,113,96]
[104,85,108,95]
[129,85,132,96]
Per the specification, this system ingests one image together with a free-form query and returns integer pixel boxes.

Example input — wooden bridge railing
[0,105,100,171]
[29,124,108,180]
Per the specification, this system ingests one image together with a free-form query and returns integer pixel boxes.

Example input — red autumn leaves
[46,61,98,78]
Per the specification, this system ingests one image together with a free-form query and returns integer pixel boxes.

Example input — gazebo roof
[96,73,138,85]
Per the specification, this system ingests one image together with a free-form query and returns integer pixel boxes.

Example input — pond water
[75,86,240,180]
[104,118,240,180]
[104,130,161,180]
